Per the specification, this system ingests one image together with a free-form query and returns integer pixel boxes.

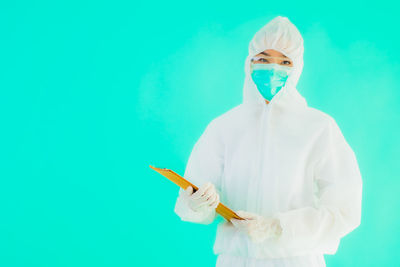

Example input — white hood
[243,16,307,109]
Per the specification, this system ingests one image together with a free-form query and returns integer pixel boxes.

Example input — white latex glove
[174,182,220,224]
[230,210,283,244]
[184,182,220,212]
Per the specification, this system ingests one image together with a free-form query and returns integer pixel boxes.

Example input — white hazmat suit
[174,16,363,267]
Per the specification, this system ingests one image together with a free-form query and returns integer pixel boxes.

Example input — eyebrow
[260,52,289,59]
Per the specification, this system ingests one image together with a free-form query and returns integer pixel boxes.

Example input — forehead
[256,49,290,59]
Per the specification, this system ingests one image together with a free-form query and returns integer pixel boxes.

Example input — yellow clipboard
[149,165,244,221]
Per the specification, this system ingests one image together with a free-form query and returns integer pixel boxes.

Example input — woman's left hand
[230,210,283,244]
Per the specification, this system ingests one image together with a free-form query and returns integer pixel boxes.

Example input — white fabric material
[216,254,326,267]
[174,15,362,266]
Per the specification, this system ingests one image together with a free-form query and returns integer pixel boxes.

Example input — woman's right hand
[184,182,220,212]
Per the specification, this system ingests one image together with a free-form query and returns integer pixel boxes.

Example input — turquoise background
[1,0,399,266]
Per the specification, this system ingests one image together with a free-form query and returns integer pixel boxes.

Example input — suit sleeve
[174,119,225,224]
[272,117,363,253]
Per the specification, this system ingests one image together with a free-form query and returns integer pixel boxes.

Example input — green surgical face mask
[250,63,292,101]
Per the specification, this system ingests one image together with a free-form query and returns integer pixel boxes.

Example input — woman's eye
[260,58,268,62]
[282,60,291,65]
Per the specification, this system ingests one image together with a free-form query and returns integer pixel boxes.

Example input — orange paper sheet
[149,165,244,221]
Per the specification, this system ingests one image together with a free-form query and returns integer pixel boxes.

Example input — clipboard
[149,165,244,221]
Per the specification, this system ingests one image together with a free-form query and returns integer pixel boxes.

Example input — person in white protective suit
[174,16,363,267]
